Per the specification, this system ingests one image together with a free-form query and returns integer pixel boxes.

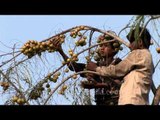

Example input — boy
[56,31,122,105]
[86,27,155,105]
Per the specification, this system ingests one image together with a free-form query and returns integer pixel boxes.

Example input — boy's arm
[58,48,86,77]
[95,51,138,78]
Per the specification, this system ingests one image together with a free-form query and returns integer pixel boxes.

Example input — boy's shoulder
[131,49,150,55]
[126,49,151,61]
[132,49,152,61]
[133,49,149,52]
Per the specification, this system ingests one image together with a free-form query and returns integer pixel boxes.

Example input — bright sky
[0,15,159,105]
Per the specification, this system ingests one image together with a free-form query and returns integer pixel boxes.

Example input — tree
[0,15,160,105]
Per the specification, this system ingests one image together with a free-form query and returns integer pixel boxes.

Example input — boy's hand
[86,61,97,71]
[52,40,62,52]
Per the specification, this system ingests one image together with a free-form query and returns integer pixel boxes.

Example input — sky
[0,15,159,105]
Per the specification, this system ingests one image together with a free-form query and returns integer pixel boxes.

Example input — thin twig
[0,51,20,57]
[43,70,100,105]
[0,52,22,67]
[152,85,160,105]
[0,70,29,105]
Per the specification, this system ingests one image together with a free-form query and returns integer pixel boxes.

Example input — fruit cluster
[66,50,79,62]
[20,35,65,58]
[0,82,9,91]
[58,84,67,95]
[70,26,85,38]
[75,36,87,47]
[29,84,44,100]
[12,96,26,105]
[48,72,61,83]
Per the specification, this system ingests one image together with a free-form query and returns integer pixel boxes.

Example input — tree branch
[152,85,160,105]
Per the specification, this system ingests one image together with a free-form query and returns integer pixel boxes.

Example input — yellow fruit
[79,39,84,44]
[41,42,46,46]
[52,76,58,83]
[20,98,25,104]
[49,44,54,48]
[47,73,52,78]
[61,39,65,43]
[64,68,69,73]
[72,74,77,79]
[24,49,29,54]
[80,26,85,30]
[69,51,73,56]
[62,61,66,65]
[72,34,77,38]
[25,43,30,48]
[72,54,78,58]
[156,47,160,53]
[16,98,22,104]
[12,96,18,102]
[68,49,73,53]
[67,58,71,62]
[28,48,32,52]
[33,46,37,50]
[115,48,120,52]
[20,48,25,53]
[56,72,61,76]
[63,85,67,90]
[36,45,40,50]
[83,36,87,39]
[113,42,119,48]
[60,34,65,38]
[40,45,44,49]
[4,82,9,87]
[85,56,90,61]
[58,90,64,95]
[79,39,86,46]
[74,29,78,33]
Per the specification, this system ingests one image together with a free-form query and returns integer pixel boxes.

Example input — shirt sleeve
[96,50,141,78]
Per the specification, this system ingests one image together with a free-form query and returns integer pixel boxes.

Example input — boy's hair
[126,27,151,49]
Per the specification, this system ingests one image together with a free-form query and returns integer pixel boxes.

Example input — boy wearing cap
[86,27,154,105]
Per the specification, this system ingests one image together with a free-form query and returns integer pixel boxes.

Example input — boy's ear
[138,39,143,48]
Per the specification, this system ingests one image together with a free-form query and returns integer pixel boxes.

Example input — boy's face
[98,43,114,57]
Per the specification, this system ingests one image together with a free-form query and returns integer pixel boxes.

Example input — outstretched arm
[86,50,141,78]
[57,46,86,77]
